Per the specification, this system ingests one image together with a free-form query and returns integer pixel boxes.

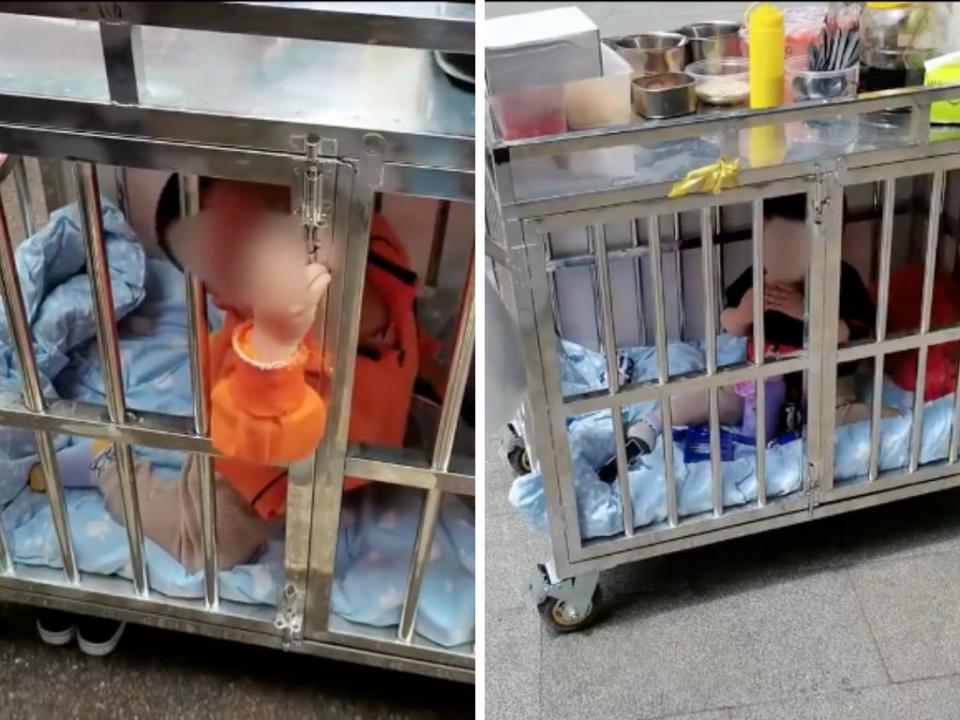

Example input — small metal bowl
[677,21,742,64]
[613,32,688,77]
[632,73,696,119]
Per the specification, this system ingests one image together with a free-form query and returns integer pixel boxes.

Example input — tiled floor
[0,602,474,720]
[486,439,960,719]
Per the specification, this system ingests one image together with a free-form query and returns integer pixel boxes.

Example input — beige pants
[96,452,275,573]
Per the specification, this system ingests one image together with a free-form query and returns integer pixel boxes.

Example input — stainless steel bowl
[632,73,697,119]
[677,21,742,64]
[613,32,687,77]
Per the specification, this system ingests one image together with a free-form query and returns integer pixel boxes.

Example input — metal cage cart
[488,73,960,632]
[0,3,475,682]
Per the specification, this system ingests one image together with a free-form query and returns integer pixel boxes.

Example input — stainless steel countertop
[0,14,474,142]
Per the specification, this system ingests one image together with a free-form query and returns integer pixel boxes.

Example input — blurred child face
[185,179,390,342]
[763,216,810,284]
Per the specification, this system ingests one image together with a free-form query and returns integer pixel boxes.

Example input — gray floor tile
[850,552,960,682]
[539,570,886,720]
[486,507,547,613]
[486,437,549,614]
[486,609,542,720]
[729,676,960,720]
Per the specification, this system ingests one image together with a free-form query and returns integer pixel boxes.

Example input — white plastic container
[565,44,634,130]
[485,6,602,95]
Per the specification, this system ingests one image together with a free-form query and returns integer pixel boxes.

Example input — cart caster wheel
[538,585,602,633]
[507,445,531,476]
[504,424,531,477]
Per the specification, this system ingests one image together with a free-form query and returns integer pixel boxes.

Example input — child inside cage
[619,193,895,464]
[31,176,443,654]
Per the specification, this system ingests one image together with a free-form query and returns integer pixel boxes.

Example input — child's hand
[721,288,753,336]
[764,282,804,320]
[241,215,332,363]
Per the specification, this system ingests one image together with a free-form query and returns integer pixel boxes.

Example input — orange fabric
[208,214,422,518]
[879,264,960,402]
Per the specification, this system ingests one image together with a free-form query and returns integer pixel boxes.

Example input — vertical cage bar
[113,166,129,218]
[700,209,722,515]
[869,179,896,481]
[909,171,944,472]
[75,162,148,596]
[751,200,767,505]
[592,225,634,537]
[0,204,64,578]
[179,174,218,609]
[11,157,36,238]
[648,216,669,384]
[951,352,960,463]
[399,247,474,642]
[648,215,678,525]
[673,214,686,341]
[630,219,648,345]
[99,22,141,105]
[425,200,451,288]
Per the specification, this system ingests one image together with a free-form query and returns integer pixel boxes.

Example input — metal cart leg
[527,561,602,633]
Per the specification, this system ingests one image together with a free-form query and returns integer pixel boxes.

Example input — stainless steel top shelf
[0,2,476,53]
[489,83,960,213]
[0,12,474,173]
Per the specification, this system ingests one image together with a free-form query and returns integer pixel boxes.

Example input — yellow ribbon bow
[668,158,741,199]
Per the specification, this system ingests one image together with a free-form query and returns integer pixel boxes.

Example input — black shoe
[77,617,125,657]
[36,609,77,646]
[597,437,650,484]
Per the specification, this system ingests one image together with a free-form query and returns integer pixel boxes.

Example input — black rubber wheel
[538,585,603,633]
[507,445,531,477]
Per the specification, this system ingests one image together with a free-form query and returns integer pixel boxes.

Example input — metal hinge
[275,581,305,647]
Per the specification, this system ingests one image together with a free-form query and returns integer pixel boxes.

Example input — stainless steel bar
[0,92,474,174]
[0,395,210,452]
[180,173,218,610]
[909,171,945,472]
[592,224,634,537]
[869,179,896,482]
[99,21,141,105]
[565,356,809,416]
[11,156,35,238]
[302,161,359,636]
[630,219,648,345]
[714,207,725,318]
[648,216,669,383]
[647,215,678,525]
[0,195,75,581]
[951,353,960,464]
[700,209,722,516]
[0,2,477,54]
[397,488,442,643]
[344,449,474,496]
[751,200,767,505]
[837,325,960,363]
[399,245,475,641]
[113,166,129,218]
[673,214,685,341]
[497,83,960,160]
[431,248,475,473]
[75,162,148,596]
[810,179,841,493]
[701,210,718,376]
[424,200,451,289]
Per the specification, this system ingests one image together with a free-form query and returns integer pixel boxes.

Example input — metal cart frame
[488,79,960,630]
[0,3,474,682]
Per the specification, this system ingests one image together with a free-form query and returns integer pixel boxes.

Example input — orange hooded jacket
[207,216,436,519]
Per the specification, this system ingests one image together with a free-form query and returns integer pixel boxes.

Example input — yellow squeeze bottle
[748,3,786,167]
